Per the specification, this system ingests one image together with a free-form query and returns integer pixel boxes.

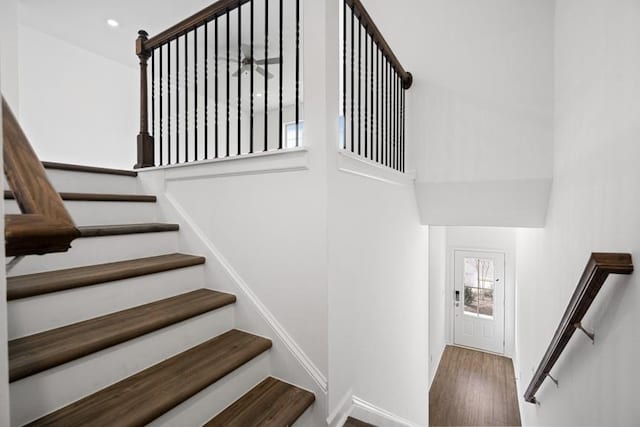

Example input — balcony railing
[340,0,412,173]
[135,0,302,168]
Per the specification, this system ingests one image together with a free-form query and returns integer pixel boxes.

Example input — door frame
[446,246,514,357]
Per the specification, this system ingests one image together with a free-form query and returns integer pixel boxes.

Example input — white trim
[351,396,422,427]
[164,192,328,393]
[337,149,416,186]
[137,146,309,175]
[326,389,354,427]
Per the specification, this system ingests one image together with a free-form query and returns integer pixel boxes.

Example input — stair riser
[4,199,157,226]
[149,352,270,427]
[8,266,205,339]
[7,170,141,194]
[10,307,235,426]
[7,232,180,277]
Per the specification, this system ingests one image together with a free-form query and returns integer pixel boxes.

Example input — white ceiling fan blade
[241,44,252,59]
[255,57,281,65]
[219,57,240,63]
[255,66,274,79]
[232,64,252,77]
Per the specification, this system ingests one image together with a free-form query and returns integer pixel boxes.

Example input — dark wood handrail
[142,0,251,52]
[2,97,80,256]
[346,0,413,89]
[524,252,633,404]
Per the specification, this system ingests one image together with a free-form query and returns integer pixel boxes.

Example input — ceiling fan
[231,44,280,79]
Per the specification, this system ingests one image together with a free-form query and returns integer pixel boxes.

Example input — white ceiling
[20,0,304,108]
[19,0,302,67]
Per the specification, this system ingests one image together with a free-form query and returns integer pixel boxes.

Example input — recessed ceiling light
[256,93,263,97]
[107,19,119,28]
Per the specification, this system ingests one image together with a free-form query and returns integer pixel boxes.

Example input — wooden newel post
[135,30,154,169]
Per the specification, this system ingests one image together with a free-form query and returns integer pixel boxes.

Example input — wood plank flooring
[344,416,376,427]
[429,345,521,426]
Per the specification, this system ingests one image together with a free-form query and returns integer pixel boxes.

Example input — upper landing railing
[135,0,412,172]
[135,0,301,168]
[340,0,413,173]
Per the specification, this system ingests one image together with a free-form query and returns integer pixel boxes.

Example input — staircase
[4,162,315,426]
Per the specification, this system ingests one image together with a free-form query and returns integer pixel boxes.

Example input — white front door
[453,250,505,354]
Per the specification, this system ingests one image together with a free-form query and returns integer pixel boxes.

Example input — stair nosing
[7,253,206,300]
[42,161,138,177]
[9,289,236,382]
[77,223,179,238]
[4,190,156,203]
[27,330,272,426]
[204,376,315,427]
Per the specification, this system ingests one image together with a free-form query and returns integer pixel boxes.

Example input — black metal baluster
[364,31,368,159]
[264,0,269,152]
[342,0,347,149]
[168,43,171,166]
[250,0,254,153]
[295,0,300,147]
[350,6,354,152]
[205,22,209,159]
[396,73,400,171]
[226,11,230,157]
[184,32,188,163]
[376,46,379,163]
[215,17,219,158]
[393,70,396,170]
[237,5,242,155]
[386,61,390,167]
[357,20,361,155]
[151,51,156,165]
[401,85,405,172]
[369,35,373,161]
[159,46,163,164]
[278,0,283,150]
[195,29,199,161]
[175,39,179,165]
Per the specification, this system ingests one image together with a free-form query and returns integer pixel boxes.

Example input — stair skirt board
[10,307,235,426]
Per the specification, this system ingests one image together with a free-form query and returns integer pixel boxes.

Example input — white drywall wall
[515,0,640,424]
[428,226,446,387]
[18,25,138,169]
[0,0,19,110]
[0,78,12,427]
[359,0,554,227]
[328,169,430,426]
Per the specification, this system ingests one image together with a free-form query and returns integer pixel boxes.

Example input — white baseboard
[327,389,353,427]
[351,396,423,427]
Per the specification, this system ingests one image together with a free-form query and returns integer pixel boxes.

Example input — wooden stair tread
[28,330,272,426]
[205,377,315,427]
[78,223,179,237]
[42,161,138,177]
[9,289,236,382]
[7,253,205,300]
[5,190,156,203]
[344,416,376,427]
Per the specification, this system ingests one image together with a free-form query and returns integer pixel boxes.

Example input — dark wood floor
[429,345,521,426]
[344,416,376,427]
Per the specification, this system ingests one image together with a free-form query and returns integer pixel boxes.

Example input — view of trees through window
[463,257,494,318]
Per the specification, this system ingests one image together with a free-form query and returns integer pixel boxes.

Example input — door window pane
[463,257,495,319]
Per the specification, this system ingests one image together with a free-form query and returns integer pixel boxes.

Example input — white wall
[428,226,446,386]
[359,0,554,227]
[18,25,138,169]
[328,167,430,426]
[0,87,12,427]
[0,0,19,109]
[515,1,640,425]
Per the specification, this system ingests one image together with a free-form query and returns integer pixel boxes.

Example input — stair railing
[2,97,80,256]
[135,0,302,168]
[524,252,633,404]
[340,0,412,172]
